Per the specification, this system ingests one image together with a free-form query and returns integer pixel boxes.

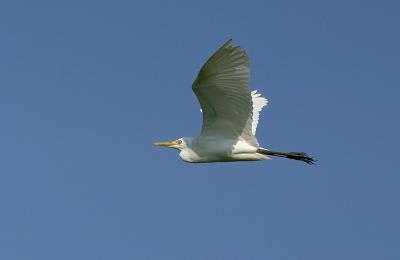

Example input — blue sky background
[1,0,399,259]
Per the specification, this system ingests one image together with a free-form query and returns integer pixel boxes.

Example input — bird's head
[153,138,188,150]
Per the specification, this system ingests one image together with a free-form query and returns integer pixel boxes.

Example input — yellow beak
[153,141,179,147]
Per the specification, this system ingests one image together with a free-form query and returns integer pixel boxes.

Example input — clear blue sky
[1,0,399,259]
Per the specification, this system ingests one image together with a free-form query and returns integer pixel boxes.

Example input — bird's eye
[176,139,182,144]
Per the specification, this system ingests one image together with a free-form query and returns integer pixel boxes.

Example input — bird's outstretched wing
[192,39,257,144]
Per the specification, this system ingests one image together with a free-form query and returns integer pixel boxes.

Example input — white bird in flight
[154,39,315,164]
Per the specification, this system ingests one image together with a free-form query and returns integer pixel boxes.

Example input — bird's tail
[257,148,316,165]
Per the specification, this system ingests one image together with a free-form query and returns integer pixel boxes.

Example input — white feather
[192,39,257,145]
[251,90,268,135]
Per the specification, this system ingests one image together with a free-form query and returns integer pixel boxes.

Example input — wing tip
[222,38,244,52]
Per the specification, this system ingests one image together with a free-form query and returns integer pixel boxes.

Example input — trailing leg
[257,148,316,164]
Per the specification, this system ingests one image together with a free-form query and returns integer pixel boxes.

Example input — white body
[178,137,269,163]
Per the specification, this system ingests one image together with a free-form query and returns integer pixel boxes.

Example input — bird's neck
[179,148,200,163]
[178,137,201,163]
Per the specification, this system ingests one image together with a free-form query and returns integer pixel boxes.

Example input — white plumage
[154,39,315,164]
[251,90,268,135]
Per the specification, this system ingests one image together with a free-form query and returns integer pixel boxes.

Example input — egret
[154,39,315,164]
